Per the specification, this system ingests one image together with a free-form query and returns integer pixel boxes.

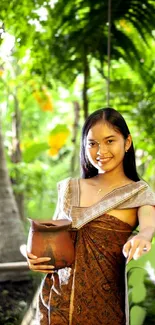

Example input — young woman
[27,108,155,325]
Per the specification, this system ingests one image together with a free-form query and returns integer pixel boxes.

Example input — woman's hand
[122,234,151,264]
[27,252,55,273]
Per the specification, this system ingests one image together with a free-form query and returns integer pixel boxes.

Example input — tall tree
[0,116,27,281]
[0,0,155,117]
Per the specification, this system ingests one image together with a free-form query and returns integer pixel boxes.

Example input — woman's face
[85,121,131,174]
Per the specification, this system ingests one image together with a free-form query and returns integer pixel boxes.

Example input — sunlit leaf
[23,142,49,162]
[33,86,53,112]
[48,125,70,156]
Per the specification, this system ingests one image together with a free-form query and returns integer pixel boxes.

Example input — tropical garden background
[0,0,155,324]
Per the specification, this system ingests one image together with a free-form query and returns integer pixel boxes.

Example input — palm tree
[27,0,155,117]
[0,0,154,118]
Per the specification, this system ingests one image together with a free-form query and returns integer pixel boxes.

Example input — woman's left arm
[123,205,155,263]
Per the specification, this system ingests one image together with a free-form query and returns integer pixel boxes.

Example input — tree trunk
[0,117,28,281]
[71,101,80,175]
[11,92,25,221]
[82,50,89,120]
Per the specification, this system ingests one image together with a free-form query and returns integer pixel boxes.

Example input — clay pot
[27,219,75,269]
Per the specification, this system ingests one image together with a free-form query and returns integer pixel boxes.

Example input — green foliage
[1,0,155,86]
[23,142,49,162]
[127,240,155,324]
[0,1,155,324]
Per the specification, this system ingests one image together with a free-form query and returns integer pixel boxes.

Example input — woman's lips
[96,157,112,164]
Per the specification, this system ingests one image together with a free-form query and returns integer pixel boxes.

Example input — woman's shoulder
[57,177,71,189]
[58,177,89,185]
[135,180,155,204]
[137,179,154,191]
[57,177,80,190]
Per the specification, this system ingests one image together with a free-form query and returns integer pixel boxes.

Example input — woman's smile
[96,157,112,165]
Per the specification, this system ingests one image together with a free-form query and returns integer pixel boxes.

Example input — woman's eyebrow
[87,135,116,141]
[103,135,116,140]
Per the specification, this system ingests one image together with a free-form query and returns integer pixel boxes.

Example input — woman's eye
[88,142,96,147]
[107,140,114,144]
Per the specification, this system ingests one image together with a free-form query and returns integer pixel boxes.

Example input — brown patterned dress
[37,178,155,325]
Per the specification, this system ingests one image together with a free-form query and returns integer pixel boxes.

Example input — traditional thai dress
[37,178,155,325]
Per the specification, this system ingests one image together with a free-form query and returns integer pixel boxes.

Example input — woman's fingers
[132,241,151,260]
[28,263,55,273]
[33,270,55,274]
[27,252,52,264]
[123,238,152,264]
[29,257,52,265]
[126,238,140,263]
[122,241,131,258]
[29,267,55,274]
[145,241,151,251]
[26,252,55,273]
[27,252,38,259]
[30,264,55,270]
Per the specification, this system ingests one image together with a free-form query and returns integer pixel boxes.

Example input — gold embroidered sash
[55,178,155,230]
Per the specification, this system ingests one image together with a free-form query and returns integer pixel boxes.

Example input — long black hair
[80,107,140,181]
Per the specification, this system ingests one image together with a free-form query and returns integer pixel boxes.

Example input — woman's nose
[97,144,108,155]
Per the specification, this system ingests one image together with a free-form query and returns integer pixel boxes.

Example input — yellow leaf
[0,69,4,77]
[41,100,53,112]
[48,131,69,149]
[33,91,42,103]
[119,19,131,33]
[33,88,54,112]
[48,147,59,156]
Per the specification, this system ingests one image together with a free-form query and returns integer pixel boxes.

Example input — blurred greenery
[0,0,155,324]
